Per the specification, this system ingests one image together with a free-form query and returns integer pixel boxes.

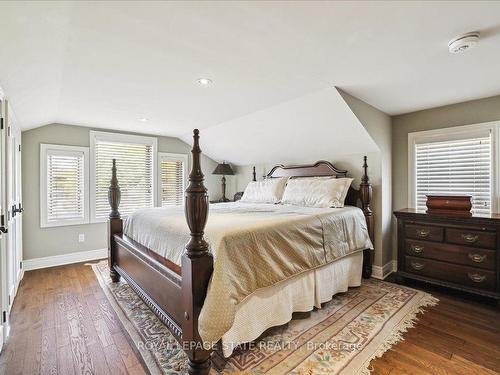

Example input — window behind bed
[90,131,157,221]
[158,152,187,207]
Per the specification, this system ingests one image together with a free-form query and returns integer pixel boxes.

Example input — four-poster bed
[107,129,374,374]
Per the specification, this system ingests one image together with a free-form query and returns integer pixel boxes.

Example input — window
[90,131,157,221]
[158,153,188,207]
[409,122,500,214]
[40,144,89,227]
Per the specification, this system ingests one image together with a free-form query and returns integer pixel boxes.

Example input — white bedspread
[123,202,373,344]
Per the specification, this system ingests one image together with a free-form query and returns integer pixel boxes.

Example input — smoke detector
[448,32,480,54]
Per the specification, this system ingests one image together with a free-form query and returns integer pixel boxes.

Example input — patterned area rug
[92,261,437,375]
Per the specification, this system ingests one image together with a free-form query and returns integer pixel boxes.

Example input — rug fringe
[356,293,439,375]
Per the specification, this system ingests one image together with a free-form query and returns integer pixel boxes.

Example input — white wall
[186,87,379,166]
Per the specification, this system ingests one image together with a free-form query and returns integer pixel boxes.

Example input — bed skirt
[220,251,363,357]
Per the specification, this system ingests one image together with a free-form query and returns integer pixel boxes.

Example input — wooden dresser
[394,209,500,302]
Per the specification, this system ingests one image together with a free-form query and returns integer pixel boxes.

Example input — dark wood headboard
[266,160,347,179]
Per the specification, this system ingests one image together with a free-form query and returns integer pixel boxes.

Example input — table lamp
[212,162,234,202]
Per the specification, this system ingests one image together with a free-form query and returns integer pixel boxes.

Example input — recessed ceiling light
[138,117,149,122]
[196,78,213,86]
[448,32,480,54]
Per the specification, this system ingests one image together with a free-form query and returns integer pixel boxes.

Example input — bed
[107,129,374,374]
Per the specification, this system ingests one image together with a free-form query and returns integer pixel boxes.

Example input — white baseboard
[372,260,397,280]
[23,248,107,271]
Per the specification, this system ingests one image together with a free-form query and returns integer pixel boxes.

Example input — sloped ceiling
[1,1,500,164]
[191,87,378,165]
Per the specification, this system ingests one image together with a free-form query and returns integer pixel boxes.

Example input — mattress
[123,202,373,345]
[124,202,371,265]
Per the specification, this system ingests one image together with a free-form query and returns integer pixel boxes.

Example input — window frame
[408,121,500,213]
[157,152,189,207]
[90,131,158,223]
[40,143,90,228]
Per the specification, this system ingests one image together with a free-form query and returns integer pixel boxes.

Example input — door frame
[7,112,23,308]
[0,94,8,349]
[0,94,24,351]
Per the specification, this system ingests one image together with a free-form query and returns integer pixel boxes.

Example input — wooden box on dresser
[394,209,500,304]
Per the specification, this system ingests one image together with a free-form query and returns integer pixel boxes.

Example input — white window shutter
[415,136,491,214]
[93,140,154,219]
[47,153,85,221]
[159,153,187,207]
[41,144,89,227]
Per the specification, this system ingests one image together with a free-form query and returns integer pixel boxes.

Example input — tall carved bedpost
[108,158,122,283]
[360,156,374,279]
[252,166,257,182]
[181,129,214,375]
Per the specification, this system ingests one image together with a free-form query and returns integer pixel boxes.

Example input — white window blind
[92,134,156,220]
[40,144,89,227]
[159,153,187,207]
[415,136,491,214]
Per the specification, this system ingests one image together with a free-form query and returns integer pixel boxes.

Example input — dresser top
[394,208,500,222]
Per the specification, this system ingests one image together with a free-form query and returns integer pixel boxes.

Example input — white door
[5,101,22,322]
[0,96,8,348]
[0,97,23,348]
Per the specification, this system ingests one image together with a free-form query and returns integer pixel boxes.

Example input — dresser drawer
[405,224,443,242]
[405,256,496,291]
[446,228,496,249]
[406,239,495,270]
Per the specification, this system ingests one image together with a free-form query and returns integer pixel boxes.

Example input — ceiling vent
[448,32,480,54]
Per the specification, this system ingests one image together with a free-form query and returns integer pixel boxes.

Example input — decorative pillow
[281,177,353,208]
[240,177,289,204]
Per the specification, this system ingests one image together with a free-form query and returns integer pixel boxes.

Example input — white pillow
[281,177,353,208]
[240,177,289,204]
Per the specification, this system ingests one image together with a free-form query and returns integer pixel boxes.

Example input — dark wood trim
[108,158,122,283]
[181,129,213,374]
[266,160,348,179]
[108,132,375,374]
[115,234,182,281]
[360,156,374,278]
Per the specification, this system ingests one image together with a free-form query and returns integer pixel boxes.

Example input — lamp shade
[212,162,234,175]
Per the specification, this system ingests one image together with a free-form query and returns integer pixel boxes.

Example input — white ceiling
[1,1,499,162]
[195,87,379,165]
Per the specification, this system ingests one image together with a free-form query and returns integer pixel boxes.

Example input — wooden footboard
[107,129,374,375]
[108,130,213,374]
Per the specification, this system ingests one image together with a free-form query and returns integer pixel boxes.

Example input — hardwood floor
[0,262,147,375]
[0,262,499,375]
[370,277,500,375]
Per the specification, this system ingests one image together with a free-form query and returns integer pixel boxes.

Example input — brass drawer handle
[410,262,425,270]
[461,233,479,243]
[468,273,486,283]
[417,229,430,238]
[468,253,486,263]
[411,245,424,254]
